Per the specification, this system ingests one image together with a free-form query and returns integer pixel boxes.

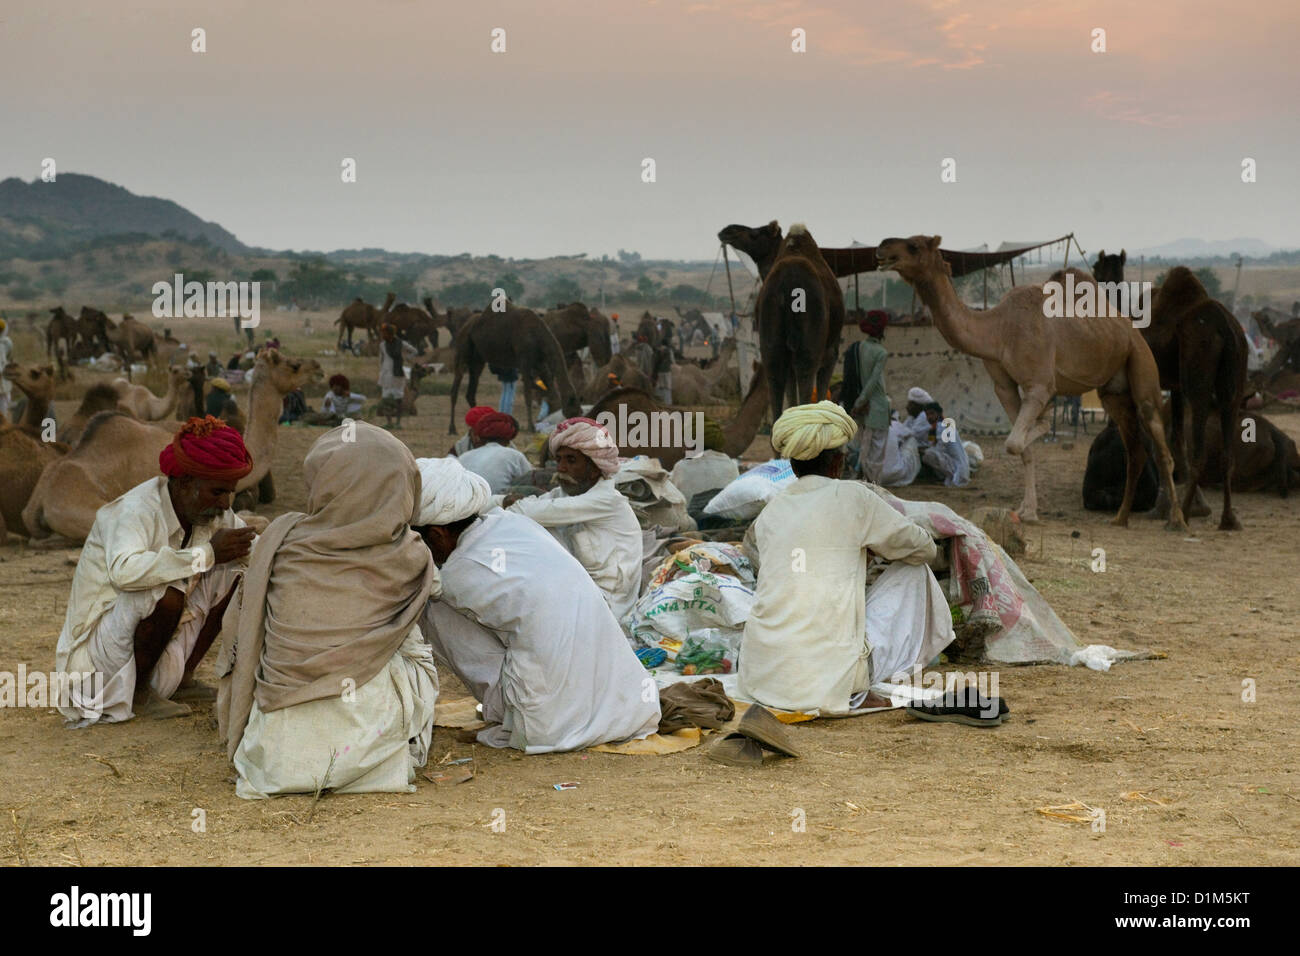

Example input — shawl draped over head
[159,416,252,481]
[472,410,518,442]
[414,456,491,527]
[859,309,889,338]
[219,422,436,759]
[770,401,858,461]
[907,387,935,405]
[549,417,620,476]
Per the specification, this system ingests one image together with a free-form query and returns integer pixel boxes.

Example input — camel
[543,303,613,366]
[336,292,395,350]
[388,296,437,348]
[1094,252,1248,530]
[0,364,68,544]
[175,365,207,420]
[1252,307,1300,387]
[671,337,739,404]
[581,353,654,402]
[113,366,188,420]
[1083,420,1159,514]
[718,221,844,422]
[24,349,322,543]
[1199,409,1300,495]
[80,308,157,379]
[586,362,769,470]
[876,234,1185,529]
[3,362,57,430]
[60,384,121,446]
[46,307,79,381]
[447,304,581,432]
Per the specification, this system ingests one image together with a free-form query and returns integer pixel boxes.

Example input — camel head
[4,362,57,401]
[255,348,324,393]
[1092,249,1127,284]
[166,365,190,391]
[875,236,949,283]
[718,221,783,275]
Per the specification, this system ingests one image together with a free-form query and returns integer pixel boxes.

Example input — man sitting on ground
[449,405,494,457]
[55,416,257,725]
[739,402,955,715]
[415,457,660,753]
[499,417,642,622]
[321,373,365,419]
[903,387,936,442]
[218,424,439,798]
[458,411,533,493]
[918,401,971,487]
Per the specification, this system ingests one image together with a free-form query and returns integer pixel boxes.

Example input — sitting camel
[24,349,321,543]
[1082,420,1159,514]
[1093,251,1248,530]
[0,364,67,544]
[113,366,188,420]
[60,384,121,446]
[1198,408,1299,496]
[877,235,1185,529]
[585,362,769,469]
[582,353,654,403]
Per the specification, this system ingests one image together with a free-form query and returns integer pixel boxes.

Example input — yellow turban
[771,401,857,461]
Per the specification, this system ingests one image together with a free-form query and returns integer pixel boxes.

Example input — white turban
[549,417,621,477]
[414,457,491,526]
[770,401,858,461]
[908,387,934,405]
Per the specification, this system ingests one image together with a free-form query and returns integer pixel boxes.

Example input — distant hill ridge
[0,172,248,255]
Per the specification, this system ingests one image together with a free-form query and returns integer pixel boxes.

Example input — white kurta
[232,628,438,799]
[321,391,365,416]
[459,442,534,494]
[504,477,643,622]
[422,509,659,754]
[54,477,247,725]
[740,475,952,715]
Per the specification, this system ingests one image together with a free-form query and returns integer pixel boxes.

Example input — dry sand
[2,315,1298,866]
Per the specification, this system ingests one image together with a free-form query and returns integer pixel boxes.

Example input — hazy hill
[0,173,248,257]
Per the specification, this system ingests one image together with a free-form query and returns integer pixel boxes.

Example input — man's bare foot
[133,688,191,719]
[860,691,894,709]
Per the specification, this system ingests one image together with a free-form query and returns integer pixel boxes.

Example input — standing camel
[46,307,79,381]
[81,308,157,379]
[718,221,844,422]
[1093,251,1247,530]
[876,235,1186,530]
[447,305,581,432]
[336,292,395,350]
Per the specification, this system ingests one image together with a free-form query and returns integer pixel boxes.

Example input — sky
[3,0,1298,259]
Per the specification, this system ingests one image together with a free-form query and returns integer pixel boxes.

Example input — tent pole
[1009,257,1015,287]
[982,266,988,309]
[722,243,737,318]
[854,272,860,311]
[1062,233,1071,272]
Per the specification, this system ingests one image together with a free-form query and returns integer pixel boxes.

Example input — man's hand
[211,527,257,564]
[501,493,522,509]
[852,400,869,417]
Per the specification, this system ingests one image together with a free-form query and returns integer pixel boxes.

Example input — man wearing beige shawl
[216,423,439,798]
[415,456,660,754]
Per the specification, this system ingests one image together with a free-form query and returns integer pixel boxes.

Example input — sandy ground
[2,317,1299,866]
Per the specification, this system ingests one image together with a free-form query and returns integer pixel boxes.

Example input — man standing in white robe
[55,416,256,725]
[739,402,955,716]
[414,457,659,754]
[499,417,642,622]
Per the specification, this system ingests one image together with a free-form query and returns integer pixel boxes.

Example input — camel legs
[765,355,789,427]
[988,368,1051,522]
[1121,389,1188,532]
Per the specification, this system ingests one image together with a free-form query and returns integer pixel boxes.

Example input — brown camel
[543,303,614,366]
[23,349,322,542]
[671,337,739,404]
[718,221,844,421]
[3,362,57,429]
[1093,252,1248,530]
[581,353,654,402]
[175,365,207,420]
[877,235,1185,529]
[447,305,581,432]
[0,363,68,543]
[336,292,395,350]
[388,297,439,349]
[1198,409,1300,495]
[113,366,188,420]
[1252,306,1300,387]
[46,307,79,381]
[586,362,769,469]
[81,308,157,379]
[60,384,121,446]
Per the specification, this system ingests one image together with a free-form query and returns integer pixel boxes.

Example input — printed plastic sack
[702,459,795,521]
[647,541,756,590]
[623,571,755,667]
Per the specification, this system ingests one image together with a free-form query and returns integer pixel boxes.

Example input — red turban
[464,405,494,428]
[472,411,518,442]
[859,309,889,338]
[159,416,253,481]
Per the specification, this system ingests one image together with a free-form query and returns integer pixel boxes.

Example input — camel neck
[914,275,994,360]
